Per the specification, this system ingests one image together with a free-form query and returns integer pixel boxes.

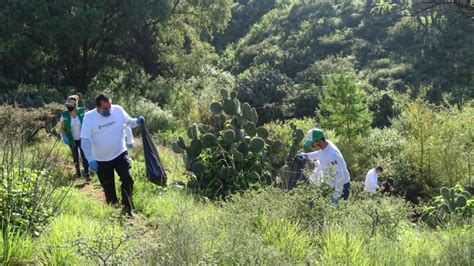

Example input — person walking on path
[80,93,144,217]
[364,166,384,194]
[298,128,351,204]
[60,95,90,181]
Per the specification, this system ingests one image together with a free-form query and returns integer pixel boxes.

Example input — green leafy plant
[67,222,137,265]
[0,133,70,264]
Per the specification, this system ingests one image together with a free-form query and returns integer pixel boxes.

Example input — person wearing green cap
[298,128,351,204]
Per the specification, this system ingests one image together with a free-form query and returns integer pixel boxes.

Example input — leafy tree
[237,68,292,124]
[0,0,168,93]
[392,99,473,194]
[212,0,278,51]
[367,90,407,128]
[317,74,373,142]
[124,0,232,78]
[0,0,232,94]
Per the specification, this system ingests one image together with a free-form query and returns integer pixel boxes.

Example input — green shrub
[0,140,68,237]
[345,196,413,238]
[0,169,59,236]
[392,99,473,200]
[0,103,63,142]
[0,135,69,264]
[0,83,63,108]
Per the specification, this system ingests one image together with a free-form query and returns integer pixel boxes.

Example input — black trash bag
[141,123,167,186]
[284,158,307,190]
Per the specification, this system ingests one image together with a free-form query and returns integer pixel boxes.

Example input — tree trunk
[78,41,91,94]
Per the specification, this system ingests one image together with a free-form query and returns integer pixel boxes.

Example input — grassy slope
[2,139,473,265]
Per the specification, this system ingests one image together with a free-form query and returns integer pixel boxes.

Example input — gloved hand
[127,143,134,149]
[89,160,99,172]
[136,116,145,125]
[62,136,70,145]
[296,153,306,161]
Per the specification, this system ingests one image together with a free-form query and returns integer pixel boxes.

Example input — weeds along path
[71,178,158,235]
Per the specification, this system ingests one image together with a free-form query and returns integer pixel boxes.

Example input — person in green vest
[60,95,90,181]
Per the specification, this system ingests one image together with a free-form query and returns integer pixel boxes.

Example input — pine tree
[317,74,373,142]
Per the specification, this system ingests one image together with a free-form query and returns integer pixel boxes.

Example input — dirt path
[77,181,107,204]
[72,178,156,230]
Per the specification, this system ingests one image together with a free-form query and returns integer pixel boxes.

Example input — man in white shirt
[364,166,384,194]
[125,126,134,149]
[298,128,351,204]
[81,93,144,217]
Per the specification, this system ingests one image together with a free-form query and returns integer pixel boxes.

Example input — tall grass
[2,134,472,265]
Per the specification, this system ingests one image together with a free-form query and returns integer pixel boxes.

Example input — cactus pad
[223,99,238,115]
[249,137,265,153]
[256,127,269,139]
[220,89,229,99]
[189,139,202,157]
[461,191,472,199]
[171,142,184,154]
[210,102,223,114]
[191,161,205,177]
[455,195,467,208]
[223,129,236,144]
[242,103,252,120]
[231,148,245,162]
[440,187,450,199]
[243,121,257,136]
[202,133,217,148]
[177,136,187,150]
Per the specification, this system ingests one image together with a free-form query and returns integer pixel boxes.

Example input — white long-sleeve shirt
[303,140,351,191]
[364,168,379,193]
[80,105,139,161]
[125,126,133,145]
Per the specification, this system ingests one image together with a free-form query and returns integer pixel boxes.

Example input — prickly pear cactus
[171,89,285,199]
[422,185,473,228]
[286,123,305,164]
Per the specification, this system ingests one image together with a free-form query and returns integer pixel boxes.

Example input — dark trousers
[97,151,134,211]
[341,182,351,200]
[70,139,89,177]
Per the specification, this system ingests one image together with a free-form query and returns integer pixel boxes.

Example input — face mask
[312,141,321,151]
[100,108,111,117]
[67,106,75,111]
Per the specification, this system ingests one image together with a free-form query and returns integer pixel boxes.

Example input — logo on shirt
[98,121,116,130]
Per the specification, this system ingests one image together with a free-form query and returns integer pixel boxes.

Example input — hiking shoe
[84,175,92,182]
[121,207,135,218]
[125,211,135,219]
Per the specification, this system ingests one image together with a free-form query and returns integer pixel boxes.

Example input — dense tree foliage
[225,0,473,116]
[0,0,231,95]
